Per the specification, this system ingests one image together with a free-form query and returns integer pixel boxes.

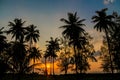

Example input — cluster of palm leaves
[0,18,41,75]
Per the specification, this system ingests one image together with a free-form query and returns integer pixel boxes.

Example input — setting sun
[47,63,50,68]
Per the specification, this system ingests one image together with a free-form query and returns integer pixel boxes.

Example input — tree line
[0,8,120,77]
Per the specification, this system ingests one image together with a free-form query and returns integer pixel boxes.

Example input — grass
[1,73,120,80]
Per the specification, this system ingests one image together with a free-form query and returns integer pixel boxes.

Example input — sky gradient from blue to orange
[0,0,120,73]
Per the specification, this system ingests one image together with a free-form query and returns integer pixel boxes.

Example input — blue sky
[0,0,120,50]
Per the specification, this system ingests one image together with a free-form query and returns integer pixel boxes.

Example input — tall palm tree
[46,37,60,75]
[92,8,115,73]
[28,47,41,73]
[7,18,26,43]
[60,12,86,73]
[25,24,40,49]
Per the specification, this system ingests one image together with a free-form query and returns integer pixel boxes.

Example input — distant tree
[28,47,41,73]
[92,8,115,73]
[58,52,72,74]
[58,37,72,74]
[100,36,112,72]
[70,33,96,73]
[45,37,60,75]
[60,12,86,73]
[77,33,96,73]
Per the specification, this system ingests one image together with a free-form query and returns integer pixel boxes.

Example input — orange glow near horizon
[46,63,51,75]
[34,49,103,74]
[47,63,50,68]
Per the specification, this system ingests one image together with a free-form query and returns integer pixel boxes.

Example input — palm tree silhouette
[7,18,26,43]
[8,41,27,74]
[58,37,71,74]
[25,24,40,49]
[28,47,41,73]
[0,27,7,53]
[45,37,60,75]
[4,18,41,75]
[25,24,40,73]
[0,27,9,79]
[111,12,120,71]
[60,12,86,73]
[44,52,49,75]
[92,8,115,73]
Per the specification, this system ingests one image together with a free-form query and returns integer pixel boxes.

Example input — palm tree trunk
[74,46,78,74]
[30,39,34,73]
[65,66,68,75]
[53,57,55,75]
[30,39,32,50]
[105,29,114,73]
[50,56,52,75]
[45,58,47,76]
[33,58,35,73]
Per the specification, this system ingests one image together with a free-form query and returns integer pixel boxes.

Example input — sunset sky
[0,0,120,73]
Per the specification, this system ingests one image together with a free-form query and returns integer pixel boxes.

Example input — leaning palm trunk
[105,29,114,73]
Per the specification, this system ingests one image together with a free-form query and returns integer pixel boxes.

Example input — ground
[1,73,120,80]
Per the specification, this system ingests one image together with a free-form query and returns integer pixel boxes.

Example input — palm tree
[100,36,112,72]
[110,12,120,72]
[8,41,27,74]
[7,18,26,43]
[28,47,41,73]
[0,27,7,53]
[58,52,71,74]
[75,33,96,73]
[60,12,86,73]
[25,25,40,73]
[92,8,115,73]
[58,37,72,74]
[46,37,60,75]
[25,24,40,49]
[0,27,9,79]
[44,52,49,75]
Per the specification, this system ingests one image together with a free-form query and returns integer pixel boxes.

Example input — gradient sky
[0,0,120,73]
